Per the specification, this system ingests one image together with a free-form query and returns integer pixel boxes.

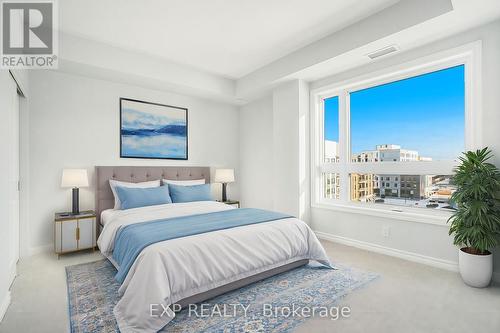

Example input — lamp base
[222,183,227,202]
[72,187,80,215]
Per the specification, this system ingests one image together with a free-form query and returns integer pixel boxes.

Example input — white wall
[239,80,310,221]
[272,80,310,220]
[272,82,301,216]
[310,20,500,276]
[239,97,274,209]
[24,70,240,254]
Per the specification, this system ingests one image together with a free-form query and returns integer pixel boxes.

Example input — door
[9,88,20,266]
[78,218,95,249]
[61,221,78,252]
[0,71,19,301]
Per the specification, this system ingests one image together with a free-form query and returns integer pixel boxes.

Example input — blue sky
[324,65,465,160]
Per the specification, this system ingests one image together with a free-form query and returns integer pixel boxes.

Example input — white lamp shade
[61,169,89,188]
[214,169,235,183]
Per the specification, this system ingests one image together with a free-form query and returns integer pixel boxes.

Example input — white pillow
[162,179,206,186]
[109,179,161,209]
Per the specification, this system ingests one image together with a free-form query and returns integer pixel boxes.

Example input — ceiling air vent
[366,45,399,60]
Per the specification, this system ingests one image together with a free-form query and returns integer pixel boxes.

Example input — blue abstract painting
[120,98,187,159]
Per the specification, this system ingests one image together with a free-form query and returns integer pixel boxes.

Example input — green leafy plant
[448,148,500,255]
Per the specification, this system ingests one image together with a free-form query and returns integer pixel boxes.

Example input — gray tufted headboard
[95,166,210,226]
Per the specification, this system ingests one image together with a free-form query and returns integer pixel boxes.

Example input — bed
[95,166,331,333]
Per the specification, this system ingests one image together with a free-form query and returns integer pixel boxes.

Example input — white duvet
[98,201,331,333]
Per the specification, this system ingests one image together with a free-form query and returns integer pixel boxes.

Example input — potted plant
[448,148,500,287]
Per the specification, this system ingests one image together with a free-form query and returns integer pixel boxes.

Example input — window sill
[311,201,451,226]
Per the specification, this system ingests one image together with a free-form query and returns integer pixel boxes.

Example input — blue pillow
[168,184,213,203]
[115,185,172,210]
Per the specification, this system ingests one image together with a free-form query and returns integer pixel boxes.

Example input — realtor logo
[1,0,58,68]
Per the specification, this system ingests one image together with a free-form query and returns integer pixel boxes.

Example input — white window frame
[310,41,482,225]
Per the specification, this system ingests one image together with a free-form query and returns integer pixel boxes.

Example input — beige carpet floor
[1,240,499,333]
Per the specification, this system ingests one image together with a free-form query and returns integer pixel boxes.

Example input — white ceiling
[59,0,398,78]
[293,0,500,82]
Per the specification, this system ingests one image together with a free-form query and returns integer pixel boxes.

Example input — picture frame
[120,98,188,160]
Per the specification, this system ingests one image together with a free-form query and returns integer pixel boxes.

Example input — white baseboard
[315,230,459,272]
[493,271,500,284]
[0,291,11,323]
[29,243,52,256]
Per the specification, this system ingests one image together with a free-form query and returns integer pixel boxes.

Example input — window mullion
[316,97,325,202]
[339,90,350,203]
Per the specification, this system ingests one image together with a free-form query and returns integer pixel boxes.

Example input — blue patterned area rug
[66,260,378,333]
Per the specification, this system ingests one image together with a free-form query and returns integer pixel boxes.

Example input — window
[311,43,480,220]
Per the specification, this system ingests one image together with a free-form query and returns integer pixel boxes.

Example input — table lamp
[214,169,234,202]
[61,169,89,215]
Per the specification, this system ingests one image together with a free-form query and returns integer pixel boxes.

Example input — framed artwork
[120,98,188,160]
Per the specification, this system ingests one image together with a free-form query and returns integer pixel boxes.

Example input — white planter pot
[458,248,493,288]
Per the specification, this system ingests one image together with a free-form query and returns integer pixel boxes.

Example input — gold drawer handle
[76,227,80,240]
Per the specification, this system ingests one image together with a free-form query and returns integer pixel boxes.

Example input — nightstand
[220,200,240,208]
[54,210,96,258]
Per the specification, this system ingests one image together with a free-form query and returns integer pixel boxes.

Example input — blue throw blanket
[112,208,292,283]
